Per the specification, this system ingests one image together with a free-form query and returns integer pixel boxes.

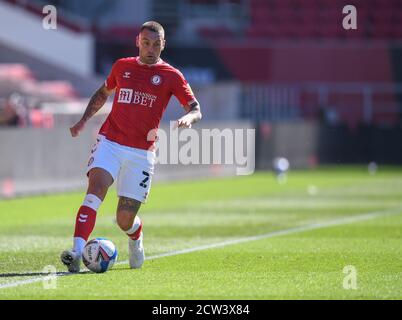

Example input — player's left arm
[177,101,202,128]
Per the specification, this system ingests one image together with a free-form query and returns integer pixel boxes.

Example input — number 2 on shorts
[139,171,150,188]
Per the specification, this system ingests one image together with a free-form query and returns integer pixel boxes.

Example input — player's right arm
[70,84,114,137]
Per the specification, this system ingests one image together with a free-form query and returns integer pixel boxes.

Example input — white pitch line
[1,206,401,290]
[0,272,72,289]
[117,206,402,265]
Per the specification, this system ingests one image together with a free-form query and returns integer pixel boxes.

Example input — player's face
[136,29,165,65]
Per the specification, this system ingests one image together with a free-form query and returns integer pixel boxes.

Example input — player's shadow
[0,271,90,278]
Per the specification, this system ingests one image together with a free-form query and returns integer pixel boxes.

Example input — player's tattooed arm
[70,85,114,137]
[177,101,202,128]
[81,85,113,122]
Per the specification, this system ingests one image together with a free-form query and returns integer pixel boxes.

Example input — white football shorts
[86,135,155,203]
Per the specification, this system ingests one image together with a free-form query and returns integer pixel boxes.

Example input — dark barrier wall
[256,121,402,170]
[256,121,319,169]
[318,124,402,164]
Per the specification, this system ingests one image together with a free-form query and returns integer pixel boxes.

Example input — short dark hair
[140,21,165,38]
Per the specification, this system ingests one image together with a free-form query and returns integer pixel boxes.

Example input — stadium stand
[1,0,401,129]
[0,63,81,128]
[188,0,402,41]
[191,0,402,40]
[183,0,402,128]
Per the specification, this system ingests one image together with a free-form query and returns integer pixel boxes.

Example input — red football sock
[73,205,97,241]
[126,216,142,240]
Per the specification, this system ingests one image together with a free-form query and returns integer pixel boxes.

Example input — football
[82,238,118,273]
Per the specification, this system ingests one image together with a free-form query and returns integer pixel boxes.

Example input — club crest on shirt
[151,75,162,86]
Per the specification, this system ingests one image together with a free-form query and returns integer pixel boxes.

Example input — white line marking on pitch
[0,206,401,290]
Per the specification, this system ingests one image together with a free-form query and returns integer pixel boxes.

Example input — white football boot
[128,232,145,269]
[60,250,81,273]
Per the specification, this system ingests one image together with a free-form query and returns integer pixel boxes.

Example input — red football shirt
[99,56,197,150]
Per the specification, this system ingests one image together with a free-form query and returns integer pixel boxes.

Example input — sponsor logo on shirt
[117,88,157,107]
[123,71,131,79]
[117,88,133,104]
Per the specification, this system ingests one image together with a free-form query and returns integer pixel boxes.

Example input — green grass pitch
[0,166,401,299]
